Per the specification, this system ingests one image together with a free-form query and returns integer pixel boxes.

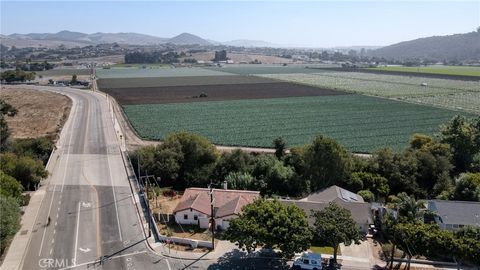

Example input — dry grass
[1,86,72,140]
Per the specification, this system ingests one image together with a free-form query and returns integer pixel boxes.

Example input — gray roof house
[427,200,480,231]
[281,185,372,233]
[300,185,365,203]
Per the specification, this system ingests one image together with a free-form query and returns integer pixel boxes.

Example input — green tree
[389,192,425,223]
[453,173,480,201]
[225,171,255,190]
[0,170,23,202]
[213,149,253,180]
[273,137,287,160]
[440,116,480,173]
[251,154,297,196]
[349,172,389,200]
[303,135,351,191]
[6,137,54,165]
[224,198,312,259]
[0,196,20,256]
[132,132,219,188]
[357,190,374,202]
[311,202,360,262]
[370,148,420,196]
[164,132,219,187]
[409,135,454,197]
[453,226,480,267]
[0,116,9,150]
[0,99,16,151]
[392,223,452,270]
[0,152,48,190]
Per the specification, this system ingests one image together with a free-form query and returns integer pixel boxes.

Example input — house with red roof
[172,187,260,230]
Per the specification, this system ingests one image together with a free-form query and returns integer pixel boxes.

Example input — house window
[184,214,188,220]
[194,215,198,220]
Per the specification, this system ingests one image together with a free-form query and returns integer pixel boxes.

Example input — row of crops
[123,95,470,153]
[95,67,231,78]
[369,65,480,77]
[259,72,480,114]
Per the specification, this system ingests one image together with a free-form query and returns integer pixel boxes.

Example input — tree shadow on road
[206,249,291,270]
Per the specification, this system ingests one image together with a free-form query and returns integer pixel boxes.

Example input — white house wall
[174,209,208,226]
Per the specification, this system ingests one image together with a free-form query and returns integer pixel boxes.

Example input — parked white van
[292,252,322,270]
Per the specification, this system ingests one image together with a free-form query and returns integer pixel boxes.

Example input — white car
[292,252,322,270]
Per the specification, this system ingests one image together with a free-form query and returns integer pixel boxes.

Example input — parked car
[292,252,322,270]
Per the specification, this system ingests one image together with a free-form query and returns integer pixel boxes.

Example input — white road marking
[73,202,81,266]
[79,247,90,253]
[57,251,147,270]
[106,148,123,241]
[53,229,56,234]
[49,249,53,255]
[166,258,172,270]
[38,185,57,256]
[37,94,79,256]
[51,239,54,244]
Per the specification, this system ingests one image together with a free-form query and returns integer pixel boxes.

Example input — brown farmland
[102,82,348,105]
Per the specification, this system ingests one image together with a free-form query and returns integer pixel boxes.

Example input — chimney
[223,181,228,190]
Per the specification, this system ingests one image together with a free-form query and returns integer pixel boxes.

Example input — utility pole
[209,183,215,250]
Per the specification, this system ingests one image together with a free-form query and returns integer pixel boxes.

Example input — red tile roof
[173,188,260,218]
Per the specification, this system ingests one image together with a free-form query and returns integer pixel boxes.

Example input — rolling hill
[371,30,480,61]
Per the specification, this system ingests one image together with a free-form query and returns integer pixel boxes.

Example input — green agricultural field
[95,67,231,78]
[123,95,471,153]
[369,65,480,77]
[205,64,338,75]
[260,72,480,114]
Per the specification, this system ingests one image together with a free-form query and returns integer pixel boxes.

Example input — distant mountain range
[0,30,280,48]
[2,30,479,62]
[370,30,480,61]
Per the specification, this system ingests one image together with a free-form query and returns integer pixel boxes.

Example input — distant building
[427,200,480,231]
[172,187,260,230]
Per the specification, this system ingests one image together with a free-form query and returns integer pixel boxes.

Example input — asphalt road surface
[21,87,183,270]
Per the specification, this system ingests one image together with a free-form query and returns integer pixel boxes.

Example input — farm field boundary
[305,67,480,81]
[97,75,279,89]
[95,67,232,78]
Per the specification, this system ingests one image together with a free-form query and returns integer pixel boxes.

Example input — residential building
[281,185,373,232]
[172,187,260,230]
[300,185,365,203]
[427,200,480,231]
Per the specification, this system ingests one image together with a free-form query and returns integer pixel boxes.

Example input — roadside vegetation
[0,100,52,257]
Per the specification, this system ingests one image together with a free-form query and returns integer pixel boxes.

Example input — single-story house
[281,185,372,233]
[280,200,373,233]
[173,187,260,230]
[427,200,480,231]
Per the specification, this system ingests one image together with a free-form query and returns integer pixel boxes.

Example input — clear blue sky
[1,1,479,47]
